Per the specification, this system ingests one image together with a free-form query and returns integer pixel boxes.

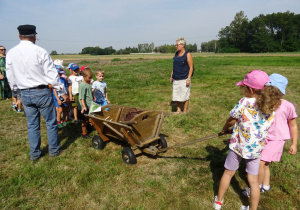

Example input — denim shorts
[12,89,21,99]
[53,95,69,108]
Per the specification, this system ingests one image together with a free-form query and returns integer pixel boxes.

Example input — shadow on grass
[156,139,250,206]
[170,101,177,112]
[41,121,92,155]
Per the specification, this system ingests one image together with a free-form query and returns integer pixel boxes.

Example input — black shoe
[81,134,90,139]
[30,156,40,161]
[49,150,63,158]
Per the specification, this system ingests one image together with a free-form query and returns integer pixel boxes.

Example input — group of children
[52,60,110,139]
[213,70,298,210]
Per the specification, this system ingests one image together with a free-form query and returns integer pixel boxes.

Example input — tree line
[79,42,198,55]
[201,11,300,53]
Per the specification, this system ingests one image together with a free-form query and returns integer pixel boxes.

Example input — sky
[0,0,299,54]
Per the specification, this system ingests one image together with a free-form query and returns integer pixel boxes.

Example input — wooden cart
[85,104,167,164]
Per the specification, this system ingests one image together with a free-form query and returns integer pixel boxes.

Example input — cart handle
[157,131,231,154]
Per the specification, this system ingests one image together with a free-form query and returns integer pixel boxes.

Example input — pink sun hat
[236,70,270,90]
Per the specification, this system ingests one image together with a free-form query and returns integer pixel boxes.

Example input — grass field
[0,54,299,209]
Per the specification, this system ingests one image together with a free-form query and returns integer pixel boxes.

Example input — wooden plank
[86,114,132,129]
[151,114,161,138]
[155,113,164,137]
[115,107,123,122]
[103,122,124,138]
[121,128,139,146]
[89,118,110,142]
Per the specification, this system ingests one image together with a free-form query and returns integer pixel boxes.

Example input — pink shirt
[266,99,297,141]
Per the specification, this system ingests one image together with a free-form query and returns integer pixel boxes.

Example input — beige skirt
[172,79,191,102]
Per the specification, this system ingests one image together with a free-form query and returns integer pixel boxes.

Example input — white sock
[263,185,270,190]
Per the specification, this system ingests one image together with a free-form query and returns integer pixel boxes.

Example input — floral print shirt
[229,97,275,159]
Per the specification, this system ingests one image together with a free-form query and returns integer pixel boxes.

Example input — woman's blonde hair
[256,86,282,114]
[176,37,186,45]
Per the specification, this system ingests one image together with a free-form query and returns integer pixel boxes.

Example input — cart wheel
[158,134,168,151]
[121,147,137,165]
[92,135,105,150]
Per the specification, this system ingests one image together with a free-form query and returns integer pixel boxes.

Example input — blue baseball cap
[269,73,288,95]
[66,63,74,69]
[69,63,79,71]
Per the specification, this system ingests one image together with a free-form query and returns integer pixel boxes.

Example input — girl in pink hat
[213,70,281,210]
[242,73,298,197]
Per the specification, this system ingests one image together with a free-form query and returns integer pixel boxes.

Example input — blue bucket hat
[56,65,65,74]
[269,73,288,95]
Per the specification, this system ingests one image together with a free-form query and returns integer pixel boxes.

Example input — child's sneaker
[213,195,223,210]
[17,109,22,113]
[63,121,69,126]
[81,134,90,139]
[74,120,79,125]
[57,123,64,129]
[242,185,270,197]
[242,187,251,197]
[12,105,17,111]
[240,205,250,210]
[261,186,271,193]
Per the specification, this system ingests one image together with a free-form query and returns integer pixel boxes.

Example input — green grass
[0,55,299,209]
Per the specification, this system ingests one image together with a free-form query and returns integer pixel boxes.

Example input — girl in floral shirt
[213,70,281,210]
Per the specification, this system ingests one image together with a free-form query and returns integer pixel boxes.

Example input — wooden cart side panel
[87,114,133,142]
[118,106,146,122]
[121,128,140,146]
[129,111,164,143]
[92,105,123,122]
[89,118,110,142]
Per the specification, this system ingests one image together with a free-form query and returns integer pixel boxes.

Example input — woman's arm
[186,52,193,86]
[288,118,298,155]
[170,69,173,83]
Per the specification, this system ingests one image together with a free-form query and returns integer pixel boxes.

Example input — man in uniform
[6,24,68,160]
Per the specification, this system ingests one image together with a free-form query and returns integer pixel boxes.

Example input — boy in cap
[68,63,83,124]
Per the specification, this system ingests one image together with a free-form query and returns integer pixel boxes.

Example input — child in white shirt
[68,63,83,124]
